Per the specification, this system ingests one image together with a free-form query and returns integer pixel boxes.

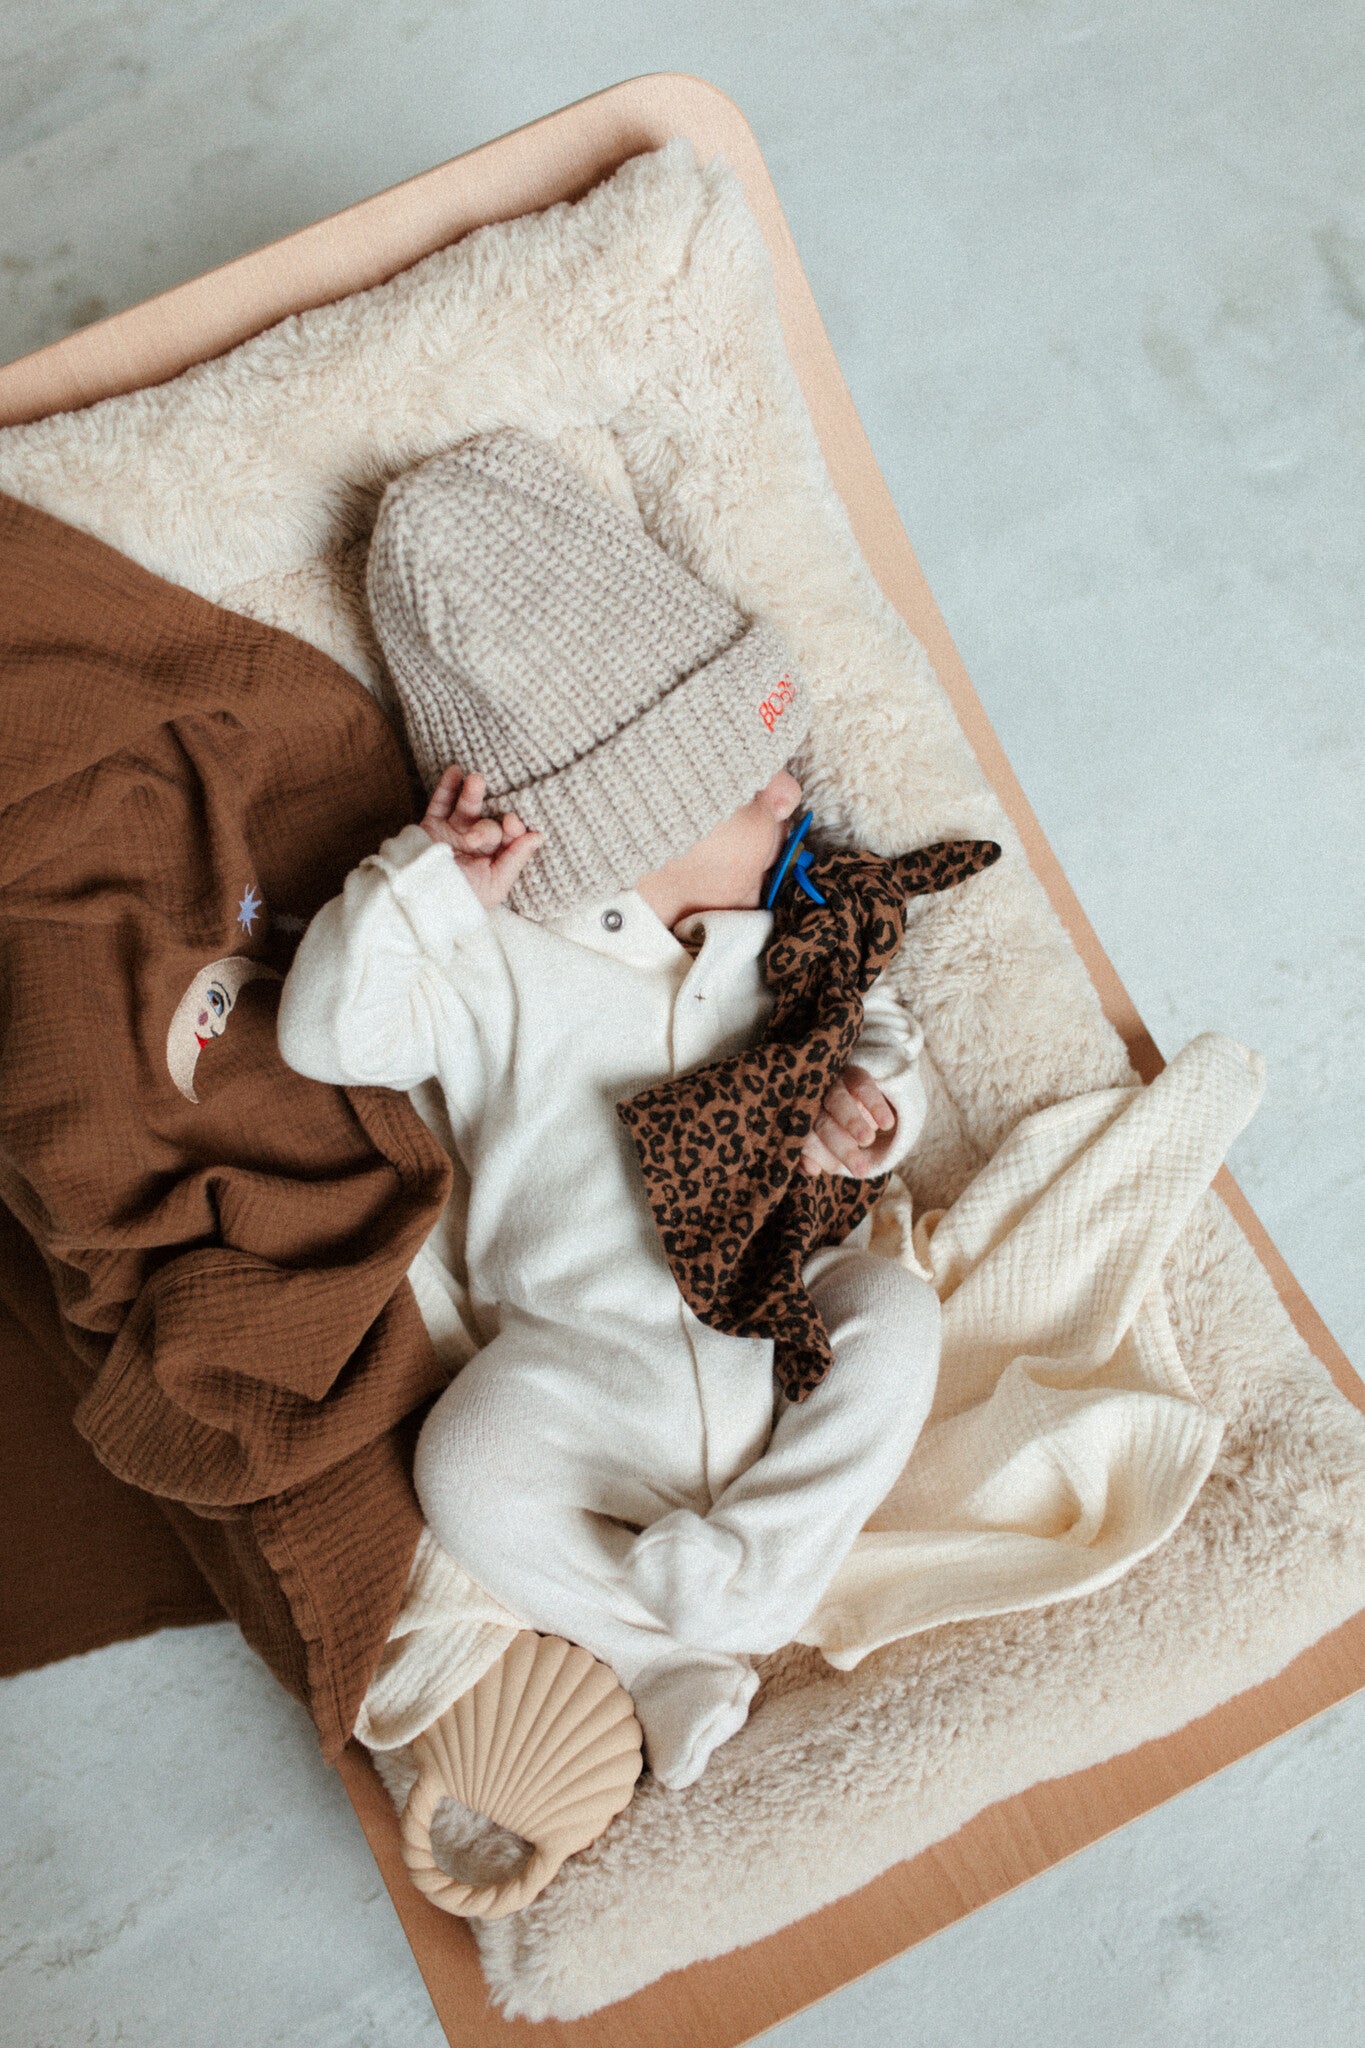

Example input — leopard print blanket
[617,837,1001,1401]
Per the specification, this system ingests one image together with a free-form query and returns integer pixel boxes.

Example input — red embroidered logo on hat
[759,673,795,731]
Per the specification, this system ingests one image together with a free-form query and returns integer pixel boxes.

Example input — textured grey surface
[2,4,1362,2043]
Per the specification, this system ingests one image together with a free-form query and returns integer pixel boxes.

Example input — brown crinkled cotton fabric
[0,493,452,1758]
[618,839,1001,1401]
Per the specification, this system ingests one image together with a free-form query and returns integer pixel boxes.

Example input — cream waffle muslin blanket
[359,1029,1262,1743]
[798,1029,1261,1663]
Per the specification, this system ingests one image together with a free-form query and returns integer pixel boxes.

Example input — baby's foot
[629,1510,819,1657]
[628,1509,744,1645]
[628,1649,758,1791]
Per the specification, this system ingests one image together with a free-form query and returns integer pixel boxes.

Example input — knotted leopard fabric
[617,836,1001,1401]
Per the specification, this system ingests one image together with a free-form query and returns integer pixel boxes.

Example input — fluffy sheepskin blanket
[2,141,1363,2022]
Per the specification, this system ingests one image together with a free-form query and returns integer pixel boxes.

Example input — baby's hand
[799,1062,896,1178]
[420,765,542,910]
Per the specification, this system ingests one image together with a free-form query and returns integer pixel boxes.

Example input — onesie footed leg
[628,1649,758,1791]
[626,1509,745,1645]
[633,1252,941,1657]
[414,1335,757,1792]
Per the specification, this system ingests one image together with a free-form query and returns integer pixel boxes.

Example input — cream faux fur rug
[3,141,1363,2022]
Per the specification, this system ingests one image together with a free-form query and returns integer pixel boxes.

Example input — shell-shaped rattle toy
[399,1631,643,1919]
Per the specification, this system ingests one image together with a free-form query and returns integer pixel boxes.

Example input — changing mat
[2,140,1364,2022]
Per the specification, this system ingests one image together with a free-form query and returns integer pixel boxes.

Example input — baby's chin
[684,871,767,917]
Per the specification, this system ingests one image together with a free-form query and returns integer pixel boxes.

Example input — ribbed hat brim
[504,617,807,919]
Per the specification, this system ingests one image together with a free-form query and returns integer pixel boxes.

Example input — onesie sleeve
[277,823,488,1093]
[843,975,929,1177]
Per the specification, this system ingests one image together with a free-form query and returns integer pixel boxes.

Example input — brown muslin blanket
[0,493,452,1757]
[618,838,1000,1401]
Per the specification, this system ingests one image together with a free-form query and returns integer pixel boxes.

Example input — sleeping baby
[277,431,943,1788]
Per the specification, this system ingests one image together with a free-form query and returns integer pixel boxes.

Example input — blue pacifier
[763,810,827,910]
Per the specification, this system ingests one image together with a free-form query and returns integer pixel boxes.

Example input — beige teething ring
[399,1630,643,1919]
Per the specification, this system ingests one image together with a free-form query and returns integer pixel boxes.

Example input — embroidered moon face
[166,954,281,1103]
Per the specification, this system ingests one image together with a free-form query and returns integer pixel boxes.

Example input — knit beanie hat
[365,430,808,921]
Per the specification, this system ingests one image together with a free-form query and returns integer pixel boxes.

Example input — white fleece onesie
[277,823,941,1786]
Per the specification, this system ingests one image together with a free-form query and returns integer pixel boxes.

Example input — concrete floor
[2,3,1362,2043]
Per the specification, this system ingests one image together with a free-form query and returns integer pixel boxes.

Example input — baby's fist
[421,765,541,910]
[799,1062,896,1178]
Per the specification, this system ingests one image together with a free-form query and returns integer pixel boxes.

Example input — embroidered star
[236,883,263,935]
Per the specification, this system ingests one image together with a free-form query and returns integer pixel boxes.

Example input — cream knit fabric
[277,822,933,1778]
[365,430,807,920]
